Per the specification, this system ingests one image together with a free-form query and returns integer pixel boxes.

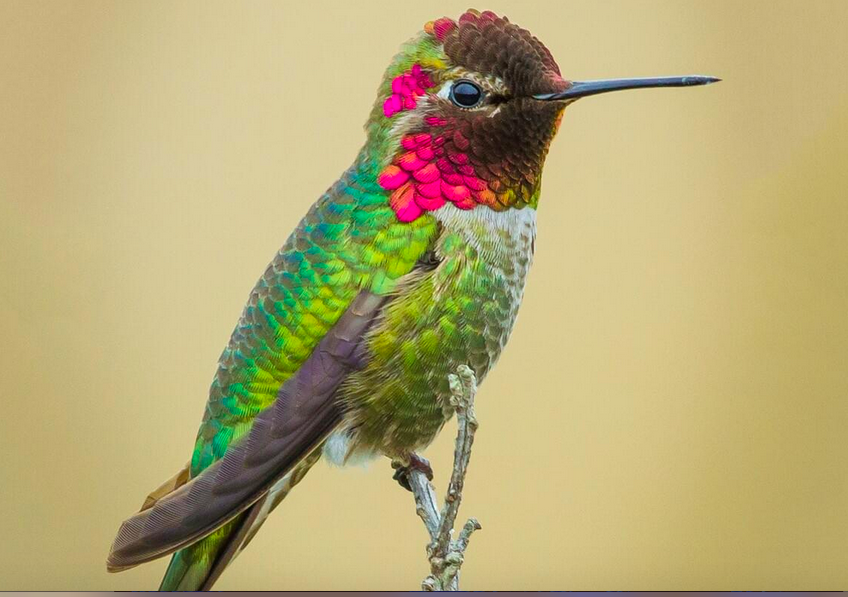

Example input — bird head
[363,9,717,223]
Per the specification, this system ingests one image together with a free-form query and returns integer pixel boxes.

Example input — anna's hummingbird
[107,9,717,590]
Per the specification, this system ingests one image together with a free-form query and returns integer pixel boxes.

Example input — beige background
[1,0,846,590]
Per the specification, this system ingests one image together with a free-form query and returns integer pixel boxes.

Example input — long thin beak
[533,75,720,101]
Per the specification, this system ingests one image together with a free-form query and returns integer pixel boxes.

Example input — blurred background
[1,0,846,590]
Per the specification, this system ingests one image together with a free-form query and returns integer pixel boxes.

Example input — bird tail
[158,449,323,591]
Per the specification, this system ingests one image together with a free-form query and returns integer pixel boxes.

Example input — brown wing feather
[106,291,387,572]
[197,447,322,591]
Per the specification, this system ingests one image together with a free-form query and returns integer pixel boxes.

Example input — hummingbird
[107,9,717,590]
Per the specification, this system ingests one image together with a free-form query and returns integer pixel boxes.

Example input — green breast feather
[341,205,537,457]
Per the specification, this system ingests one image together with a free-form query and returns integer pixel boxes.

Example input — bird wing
[106,291,387,572]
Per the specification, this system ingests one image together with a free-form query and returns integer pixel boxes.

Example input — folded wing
[107,291,387,572]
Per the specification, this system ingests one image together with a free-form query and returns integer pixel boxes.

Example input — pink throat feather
[379,63,498,222]
[383,64,434,118]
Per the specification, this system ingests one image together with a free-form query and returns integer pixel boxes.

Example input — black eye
[449,80,484,108]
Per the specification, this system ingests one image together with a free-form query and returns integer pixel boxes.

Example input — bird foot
[391,453,433,492]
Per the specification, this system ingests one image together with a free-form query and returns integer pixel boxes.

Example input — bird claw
[391,453,433,492]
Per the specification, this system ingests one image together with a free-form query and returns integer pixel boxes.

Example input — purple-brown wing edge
[106,291,387,572]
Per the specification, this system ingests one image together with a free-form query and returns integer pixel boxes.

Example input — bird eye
[449,80,484,108]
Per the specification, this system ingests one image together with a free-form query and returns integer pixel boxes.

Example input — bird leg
[391,453,434,492]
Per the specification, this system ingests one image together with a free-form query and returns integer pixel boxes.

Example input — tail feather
[159,516,245,591]
[158,450,323,591]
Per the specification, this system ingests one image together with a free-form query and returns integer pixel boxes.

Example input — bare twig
[407,463,440,538]
[404,365,482,591]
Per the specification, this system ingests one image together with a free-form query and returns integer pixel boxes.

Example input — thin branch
[404,365,482,591]
[407,463,440,539]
